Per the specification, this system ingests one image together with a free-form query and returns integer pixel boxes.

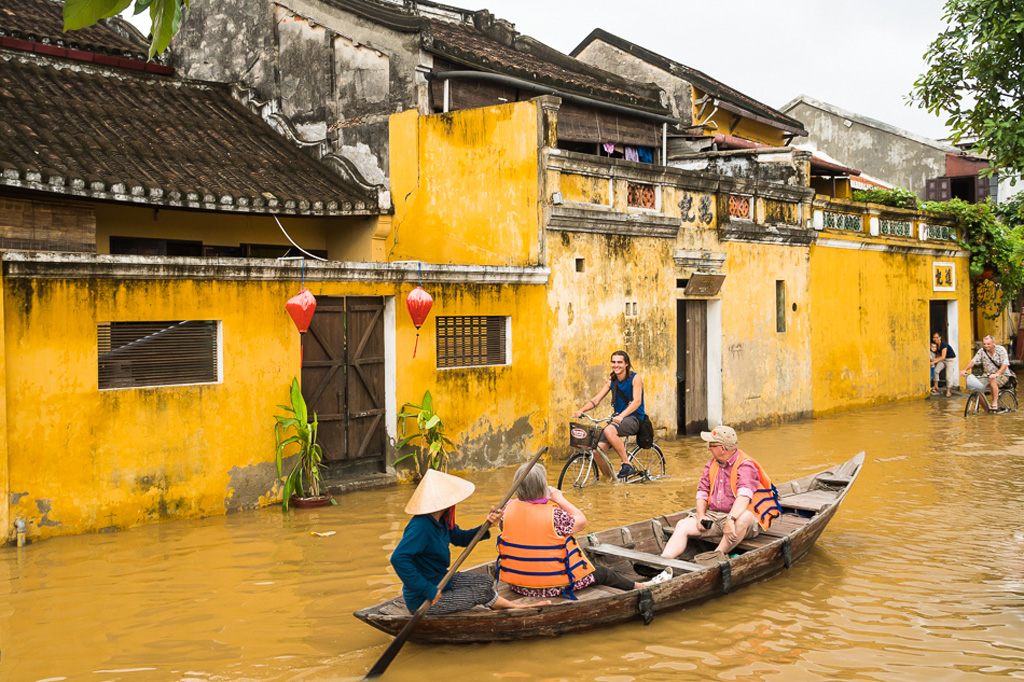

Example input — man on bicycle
[573,350,645,480]
[960,335,1016,412]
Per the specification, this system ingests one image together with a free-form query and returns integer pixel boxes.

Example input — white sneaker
[645,568,673,585]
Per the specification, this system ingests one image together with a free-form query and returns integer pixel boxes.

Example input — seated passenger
[660,425,782,565]
[496,462,668,598]
[391,469,541,614]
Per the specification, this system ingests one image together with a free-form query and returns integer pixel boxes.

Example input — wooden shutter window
[98,321,219,389]
[436,316,508,368]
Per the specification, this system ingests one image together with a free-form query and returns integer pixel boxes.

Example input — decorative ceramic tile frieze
[879,219,913,237]
[927,224,956,241]
[823,211,863,232]
[627,182,656,209]
[728,195,750,219]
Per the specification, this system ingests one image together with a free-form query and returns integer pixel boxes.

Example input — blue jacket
[390,514,489,611]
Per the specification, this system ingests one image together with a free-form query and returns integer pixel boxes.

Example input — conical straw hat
[404,469,475,515]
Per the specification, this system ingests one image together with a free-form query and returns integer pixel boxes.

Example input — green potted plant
[395,390,457,476]
[275,377,333,509]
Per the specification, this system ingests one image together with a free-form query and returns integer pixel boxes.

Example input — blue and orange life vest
[708,450,782,530]
[495,500,595,600]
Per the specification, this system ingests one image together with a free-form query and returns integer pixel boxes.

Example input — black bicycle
[557,413,666,489]
[963,373,1018,417]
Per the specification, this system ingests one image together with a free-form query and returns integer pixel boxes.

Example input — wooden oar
[364,445,548,679]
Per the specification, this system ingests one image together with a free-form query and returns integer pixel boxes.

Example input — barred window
[436,316,508,369]
[98,321,220,389]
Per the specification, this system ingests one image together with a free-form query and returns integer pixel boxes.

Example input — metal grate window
[98,321,219,389]
[436,316,508,368]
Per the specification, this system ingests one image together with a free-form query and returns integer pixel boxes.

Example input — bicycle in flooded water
[963,373,1018,417]
[557,413,666,489]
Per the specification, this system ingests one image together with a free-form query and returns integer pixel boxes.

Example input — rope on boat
[637,588,655,625]
[719,561,732,594]
[782,536,792,568]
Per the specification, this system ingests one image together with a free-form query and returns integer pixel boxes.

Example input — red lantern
[286,288,317,333]
[405,286,433,358]
[286,289,317,365]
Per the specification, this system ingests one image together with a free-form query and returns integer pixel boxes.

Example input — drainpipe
[443,79,450,113]
[662,123,668,165]
[15,518,25,547]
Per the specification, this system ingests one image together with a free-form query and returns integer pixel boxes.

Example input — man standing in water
[659,425,781,567]
[960,335,1016,412]
[573,350,645,480]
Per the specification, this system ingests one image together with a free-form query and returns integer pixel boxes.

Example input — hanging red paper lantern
[286,288,317,333]
[406,286,433,357]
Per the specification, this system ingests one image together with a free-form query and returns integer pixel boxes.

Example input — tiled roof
[571,29,807,136]
[0,56,378,215]
[0,0,147,59]
[426,19,670,116]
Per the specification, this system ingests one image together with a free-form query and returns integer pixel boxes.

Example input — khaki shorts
[697,510,759,540]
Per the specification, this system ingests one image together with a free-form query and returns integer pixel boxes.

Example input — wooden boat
[354,451,864,643]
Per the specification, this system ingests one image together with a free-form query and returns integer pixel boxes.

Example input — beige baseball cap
[700,425,738,447]
[404,469,476,515]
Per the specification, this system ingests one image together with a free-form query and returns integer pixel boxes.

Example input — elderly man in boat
[659,425,782,568]
[496,462,668,599]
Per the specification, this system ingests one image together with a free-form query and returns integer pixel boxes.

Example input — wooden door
[301,296,386,476]
[679,300,708,435]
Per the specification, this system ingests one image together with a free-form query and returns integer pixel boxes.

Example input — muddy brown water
[3,398,1024,681]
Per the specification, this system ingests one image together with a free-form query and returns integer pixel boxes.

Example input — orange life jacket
[708,450,782,530]
[496,500,595,598]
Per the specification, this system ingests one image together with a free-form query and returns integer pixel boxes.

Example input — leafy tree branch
[63,0,189,60]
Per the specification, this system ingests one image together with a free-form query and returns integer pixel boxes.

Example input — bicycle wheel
[627,443,666,481]
[964,392,981,418]
[558,452,600,489]
[997,390,1018,412]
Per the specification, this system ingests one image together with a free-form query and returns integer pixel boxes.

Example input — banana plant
[275,377,328,510]
[395,390,457,475]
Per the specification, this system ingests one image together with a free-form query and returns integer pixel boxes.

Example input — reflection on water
[3,398,1024,681]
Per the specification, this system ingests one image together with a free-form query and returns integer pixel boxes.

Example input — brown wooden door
[301,296,386,476]
[679,300,708,435]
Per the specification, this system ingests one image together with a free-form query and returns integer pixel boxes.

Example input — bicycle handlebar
[574,412,614,424]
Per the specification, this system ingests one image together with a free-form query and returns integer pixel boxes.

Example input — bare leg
[661,516,701,559]
[601,424,629,464]
[593,444,616,478]
[990,376,1001,409]
[492,596,551,609]
[714,514,756,554]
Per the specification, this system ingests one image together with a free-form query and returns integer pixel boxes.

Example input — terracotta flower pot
[290,494,333,509]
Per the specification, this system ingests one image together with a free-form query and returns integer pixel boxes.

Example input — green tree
[63,0,189,60]
[911,0,1024,182]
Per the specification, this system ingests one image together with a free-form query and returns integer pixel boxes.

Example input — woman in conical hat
[390,469,542,614]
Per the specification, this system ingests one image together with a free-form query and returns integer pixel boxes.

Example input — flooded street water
[3,397,1024,682]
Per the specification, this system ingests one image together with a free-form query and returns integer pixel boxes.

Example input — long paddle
[364,445,549,679]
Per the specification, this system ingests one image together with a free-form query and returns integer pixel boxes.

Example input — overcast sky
[131,0,953,140]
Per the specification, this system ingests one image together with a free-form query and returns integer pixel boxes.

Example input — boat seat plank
[779,489,837,512]
[586,543,703,572]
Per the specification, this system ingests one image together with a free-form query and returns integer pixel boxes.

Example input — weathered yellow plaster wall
[388,103,541,266]
[398,282,551,472]
[3,277,301,542]
[546,230,675,457]
[1,270,550,542]
[810,240,971,414]
[720,242,813,426]
[0,264,8,541]
[560,173,609,205]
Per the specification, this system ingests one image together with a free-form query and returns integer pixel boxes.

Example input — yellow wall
[546,230,675,455]
[721,241,813,425]
[388,103,542,266]
[0,264,8,540]
[810,239,971,414]
[1,270,550,542]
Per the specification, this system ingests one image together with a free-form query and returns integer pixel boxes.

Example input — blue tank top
[611,371,645,419]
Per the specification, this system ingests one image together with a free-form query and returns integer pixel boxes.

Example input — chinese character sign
[933,262,955,292]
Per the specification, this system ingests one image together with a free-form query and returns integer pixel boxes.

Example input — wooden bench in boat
[583,543,704,573]
[657,513,811,553]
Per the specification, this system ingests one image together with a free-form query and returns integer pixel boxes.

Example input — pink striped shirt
[696,450,758,512]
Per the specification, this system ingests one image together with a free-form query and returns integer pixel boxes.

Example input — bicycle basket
[966,374,986,393]
[569,422,601,448]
